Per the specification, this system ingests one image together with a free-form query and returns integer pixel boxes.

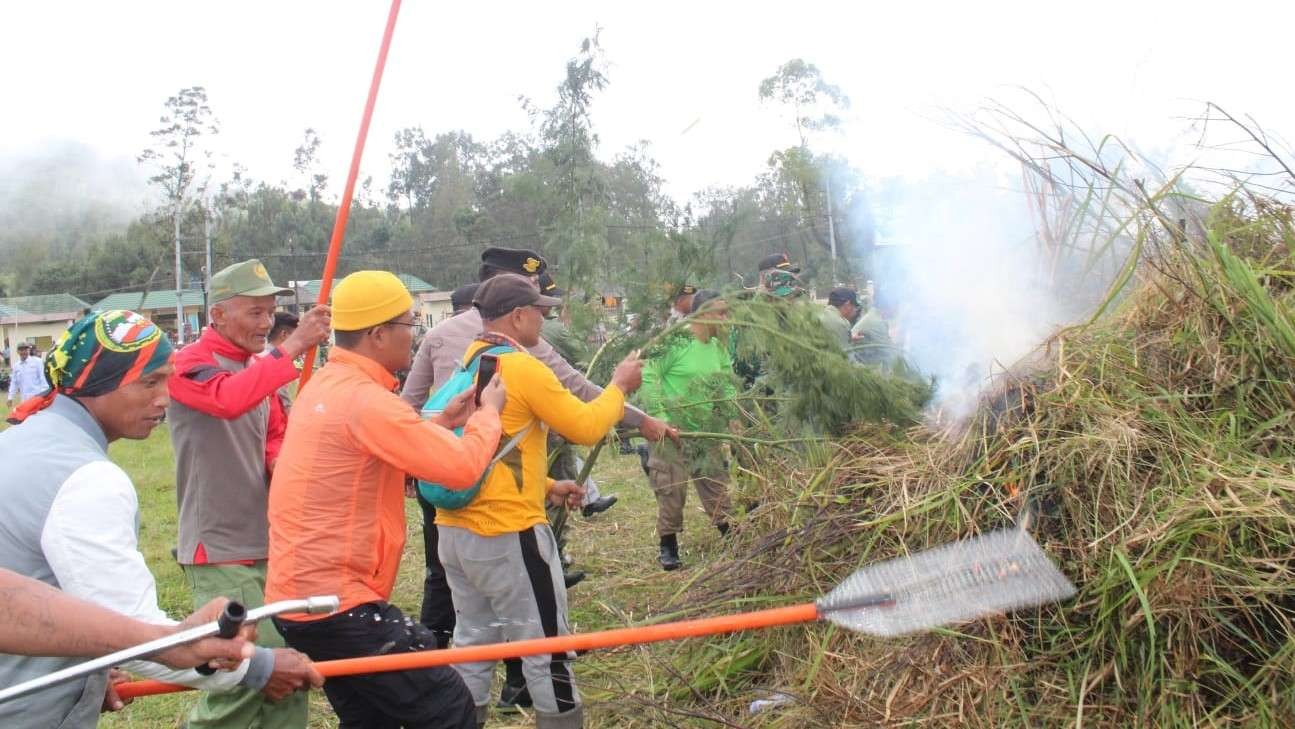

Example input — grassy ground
[0,397,727,728]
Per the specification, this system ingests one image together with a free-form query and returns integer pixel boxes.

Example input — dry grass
[614,199,1295,728]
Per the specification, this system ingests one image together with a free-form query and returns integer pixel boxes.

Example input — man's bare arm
[0,569,250,668]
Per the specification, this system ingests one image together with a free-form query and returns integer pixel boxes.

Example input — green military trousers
[647,440,731,538]
[183,561,308,729]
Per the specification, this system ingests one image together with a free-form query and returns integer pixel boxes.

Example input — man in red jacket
[167,259,331,729]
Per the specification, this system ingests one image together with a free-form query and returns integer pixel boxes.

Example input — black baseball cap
[474,273,562,319]
[827,287,859,306]
[481,247,547,276]
[450,283,480,310]
[758,252,800,274]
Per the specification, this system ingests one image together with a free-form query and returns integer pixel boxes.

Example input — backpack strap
[464,339,530,482]
[468,341,528,472]
[463,343,515,374]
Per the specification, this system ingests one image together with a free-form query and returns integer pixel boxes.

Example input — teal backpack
[417,344,532,510]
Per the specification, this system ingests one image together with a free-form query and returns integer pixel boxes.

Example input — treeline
[3,38,877,310]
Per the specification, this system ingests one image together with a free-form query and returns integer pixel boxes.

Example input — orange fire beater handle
[114,602,821,700]
[299,0,402,386]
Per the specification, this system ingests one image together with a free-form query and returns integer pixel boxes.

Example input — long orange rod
[298,0,402,386]
[114,602,821,700]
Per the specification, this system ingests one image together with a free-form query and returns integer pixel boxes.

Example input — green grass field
[0,401,728,728]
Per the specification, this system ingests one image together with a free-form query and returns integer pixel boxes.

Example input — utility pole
[289,237,300,314]
[173,201,184,342]
[203,202,213,329]
[825,175,838,284]
[204,203,213,295]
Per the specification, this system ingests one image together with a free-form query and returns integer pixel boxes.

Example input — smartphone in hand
[475,354,499,406]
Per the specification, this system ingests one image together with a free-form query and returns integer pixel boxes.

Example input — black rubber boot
[581,494,618,518]
[658,534,681,571]
[496,675,532,712]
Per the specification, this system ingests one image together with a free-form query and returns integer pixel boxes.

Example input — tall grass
[591,110,1295,727]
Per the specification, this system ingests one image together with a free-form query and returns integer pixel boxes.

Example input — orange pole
[298,0,402,386]
[114,602,821,700]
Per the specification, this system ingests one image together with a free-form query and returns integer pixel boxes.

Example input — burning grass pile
[624,197,1295,727]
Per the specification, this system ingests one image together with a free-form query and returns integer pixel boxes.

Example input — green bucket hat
[209,259,293,304]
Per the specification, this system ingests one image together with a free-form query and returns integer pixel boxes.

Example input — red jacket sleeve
[169,348,301,420]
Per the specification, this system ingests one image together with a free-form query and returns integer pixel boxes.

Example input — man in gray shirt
[402,250,673,443]
[401,248,677,710]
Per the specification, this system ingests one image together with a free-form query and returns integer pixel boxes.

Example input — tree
[292,128,328,204]
[757,61,858,285]
[536,32,611,291]
[387,127,431,222]
[138,86,219,338]
[758,59,851,148]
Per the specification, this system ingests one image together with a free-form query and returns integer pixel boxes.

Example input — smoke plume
[864,166,1112,420]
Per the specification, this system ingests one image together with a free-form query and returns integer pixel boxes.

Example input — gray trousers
[647,441,731,537]
[439,524,583,728]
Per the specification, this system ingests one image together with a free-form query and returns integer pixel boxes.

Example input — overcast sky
[2,0,1290,204]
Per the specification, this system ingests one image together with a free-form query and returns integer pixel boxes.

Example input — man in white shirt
[0,310,322,729]
[7,342,48,406]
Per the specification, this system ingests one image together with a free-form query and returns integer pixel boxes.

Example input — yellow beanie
[331,271,414,331]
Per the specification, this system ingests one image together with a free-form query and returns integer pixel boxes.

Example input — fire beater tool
[113,529,1074,700]
[0,596,340,704]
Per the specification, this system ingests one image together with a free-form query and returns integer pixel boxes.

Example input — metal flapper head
[816,528,1075,637]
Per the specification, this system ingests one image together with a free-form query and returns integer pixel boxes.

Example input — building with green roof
[0,293,91,354]
[92,289,206,342]
[69,273,443,346]
[286,274,450,326]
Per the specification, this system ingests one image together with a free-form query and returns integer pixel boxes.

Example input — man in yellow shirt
[436,274,644,729]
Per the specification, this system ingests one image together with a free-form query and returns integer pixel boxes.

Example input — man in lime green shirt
[637,290,737,571]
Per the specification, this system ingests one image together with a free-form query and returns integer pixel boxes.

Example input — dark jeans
[275,602,475,729]
[417,494,455,648]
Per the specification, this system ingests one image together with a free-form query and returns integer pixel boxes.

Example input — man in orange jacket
[265,271,505,729]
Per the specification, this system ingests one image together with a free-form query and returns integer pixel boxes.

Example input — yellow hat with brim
[331,271,414,331]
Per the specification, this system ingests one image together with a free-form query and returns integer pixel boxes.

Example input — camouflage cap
[209,259,293,304]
